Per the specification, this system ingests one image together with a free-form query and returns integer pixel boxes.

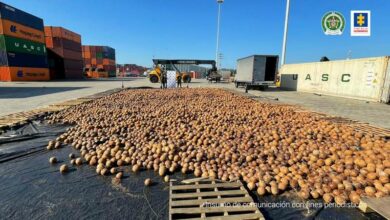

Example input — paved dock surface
[1,77,389,129]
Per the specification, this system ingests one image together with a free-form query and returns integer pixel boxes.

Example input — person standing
[177,73,182,88]
[162,72,167,89]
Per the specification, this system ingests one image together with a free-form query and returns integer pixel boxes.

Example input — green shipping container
[108,71,116,77]
[0,35,47,56]
[96,52,103,59]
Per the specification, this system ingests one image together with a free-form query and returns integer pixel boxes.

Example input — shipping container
[0,2,44,31]
[45,37,81,52]
[235,55,278,90]
[47,49,83,79]
[280,56,390,103]
[82,45,116,77]
[64,69,82,79]
[83,58,91,65]
[96,52,103,59]
[0,35,46,56]
[0,50,48,68]
[0,66,49,81]
[0,19,45,43]
[63,59,83,70]
[44,26,81,43]
[48,47,82,61]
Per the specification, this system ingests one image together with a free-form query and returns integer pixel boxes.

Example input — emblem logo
[351,11,371,36]
[322,11,345,35]
[10,25,17,33]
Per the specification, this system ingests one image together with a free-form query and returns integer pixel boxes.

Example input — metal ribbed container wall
[45,26,83,79]
[0,35,46,56]
[280,56,390,103]
[82,45,116,78]
[0,2,49,81]
[0,51,48,67]
[0,2,44,31]
[236,55,278,83]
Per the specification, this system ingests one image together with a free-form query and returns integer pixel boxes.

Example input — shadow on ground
[0,87,87,98]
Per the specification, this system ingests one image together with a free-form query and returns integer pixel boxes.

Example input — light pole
[218,53,224,69]
[281,0,290,66]
[216,0,224,69]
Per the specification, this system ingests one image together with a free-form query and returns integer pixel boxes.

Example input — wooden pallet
[359,196,390,219]
[169,178,264,220]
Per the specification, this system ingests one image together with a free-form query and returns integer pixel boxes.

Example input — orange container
[103,58,110,65]
[84,51,91,59]
[0,19,45,43]
[45,26,81,43]
[91,58,97,65]
[0,66,49,81]
[44,26,52,37]
[86,71,108,78]
[82,45,90,52]
[45,37,53,48]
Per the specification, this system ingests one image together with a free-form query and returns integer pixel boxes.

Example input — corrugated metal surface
[380,59,390,103]
[0,19,45,43]
[253,56,266,82]
[44,27,81,43]
[0,35,46,56]
[280,56,390,103]
[236,55,278,83]
[0,50,48,68]
[236,56,255,82]
[45,26,83,80]
[0,66,49,81]
[63,59,83,70]
[46,37,81,52]
[0,2,44,31]
[82,45,116,76]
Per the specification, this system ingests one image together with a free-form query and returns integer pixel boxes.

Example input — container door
[265,56,278,81]
[253,56,266,82]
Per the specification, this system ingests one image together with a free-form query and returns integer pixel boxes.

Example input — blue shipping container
[0,2,44,31]
[0,50,48,68]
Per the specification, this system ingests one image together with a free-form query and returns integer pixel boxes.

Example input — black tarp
[0,121,385,220]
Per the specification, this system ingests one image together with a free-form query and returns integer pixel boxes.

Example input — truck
[235,55,278,92]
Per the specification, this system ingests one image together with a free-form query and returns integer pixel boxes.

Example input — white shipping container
[280,56,390,103]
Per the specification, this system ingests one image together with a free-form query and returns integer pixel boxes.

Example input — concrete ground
[1,77,389,129]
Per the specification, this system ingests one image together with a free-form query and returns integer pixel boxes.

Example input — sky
[4,0,390,68]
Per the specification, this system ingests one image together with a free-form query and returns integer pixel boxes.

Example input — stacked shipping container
[44,26,83,79]
[82,45,116,77]
[117,64,146,76]
[0,2,49,81]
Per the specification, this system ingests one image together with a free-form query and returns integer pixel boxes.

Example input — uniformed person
[177,73,182,88]
[162,72,167,89]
